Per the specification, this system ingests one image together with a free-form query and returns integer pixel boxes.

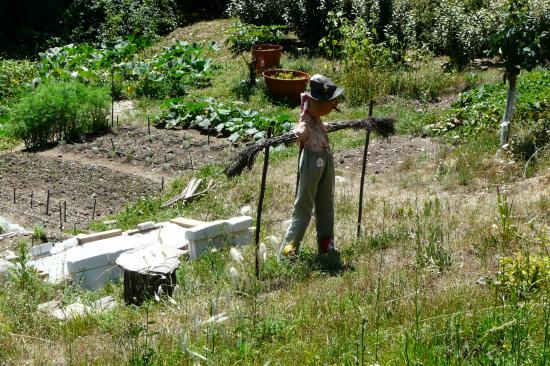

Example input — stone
[76,229,122,245]
[90,296,117,312]
[1,250,17,261]
[72,265,123,290]
[137,221,155,231]
[37,299,62,315]
[0,258,14,282]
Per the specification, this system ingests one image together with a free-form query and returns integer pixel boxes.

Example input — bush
[9,81,110,148]
[0,59,37,117]
[62,0,177,44]
[494,252,549,299]
[226,22,288,53]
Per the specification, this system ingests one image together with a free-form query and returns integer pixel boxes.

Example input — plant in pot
[262,69,310,104]
[251,44,283,72]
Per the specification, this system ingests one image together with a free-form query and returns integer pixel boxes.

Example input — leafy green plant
[0,59,37,117]
[130,41,216,98]
[32,225,47,244]
[494,252,549,298]
[9,81,110,148]
[226,22,287,53]
[428,69,550,149]
[155,98,293,142]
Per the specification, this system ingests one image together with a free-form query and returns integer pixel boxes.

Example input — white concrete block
[72,265,122,290]
[137,221,155,231]
[66,250,110,273]
[30,242,53,258]
[90,296,117,312]
[37,299,61,315]
[116,244,182,274]
[226,216,253,233]
[185,220,228,241]
[77,229,122,245]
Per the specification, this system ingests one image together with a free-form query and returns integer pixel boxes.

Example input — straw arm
[224,117,395,178]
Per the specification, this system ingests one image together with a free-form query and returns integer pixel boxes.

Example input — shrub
[61,0,177,44]
[494,252,549,299]
[226,22,288,53]
[9,81,110,148]
[0,59,37,117]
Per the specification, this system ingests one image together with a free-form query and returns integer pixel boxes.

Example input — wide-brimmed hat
[304,74,344,101]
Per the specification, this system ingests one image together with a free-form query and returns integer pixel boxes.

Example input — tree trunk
[500,73,518,147]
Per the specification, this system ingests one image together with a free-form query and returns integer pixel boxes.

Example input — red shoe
[318,237,337,254]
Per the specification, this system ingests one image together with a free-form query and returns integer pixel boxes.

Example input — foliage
[37,39,214,99]
[490,0,542,78]
[174,0,230,24]
[39,37,150,84]
[61,0,177,45]
[9,81,110,148]
[428,69,550,141]
[494,252,549,298]
[155,98,293,142]
[0,59,37,117]
[130,41,216,98]
[226,22,287,53]
[431,0,499,68]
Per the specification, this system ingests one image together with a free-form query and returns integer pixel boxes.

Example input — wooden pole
[46,190,50,216]
[63,201,67,223]
[255,127,272,279]
[111,69,114,127]
[116,115,119,128]
[13,188,15,204]
[161,177,164,191]
[30,191,33,208]
[357,100,374,238]
[92,198,97,221]
[59,202,63,230]
[147,117,151,136]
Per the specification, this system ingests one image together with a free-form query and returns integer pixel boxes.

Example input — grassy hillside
[0,19,548,365]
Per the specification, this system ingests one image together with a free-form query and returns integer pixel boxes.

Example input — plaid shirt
[293,93,330,152]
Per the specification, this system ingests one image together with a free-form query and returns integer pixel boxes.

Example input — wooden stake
[189,154,194,170]
[147,117,151,136]
[255,127,272,279]
[161,177,164,191]
[13,188,16,204]
[92,198,97,221]
[63,201,67,222]
[73,223,77,235]
[116,115,119,128]
[59,202,63,230]
[46,190,50,216]
[110,137,115,151]
[30,191,33,208]
[111,69,114,127]
[357,100,374,238]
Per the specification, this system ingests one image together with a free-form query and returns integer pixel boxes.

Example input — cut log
[76,229,122,245]
[123,269,177,305]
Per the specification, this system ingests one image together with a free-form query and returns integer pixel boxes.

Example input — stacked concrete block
[186,216,253,260]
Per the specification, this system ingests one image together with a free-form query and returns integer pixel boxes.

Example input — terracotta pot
[251,44,283,72]
[263,69,310,104]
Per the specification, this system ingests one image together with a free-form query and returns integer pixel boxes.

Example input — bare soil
[0,125,437,251]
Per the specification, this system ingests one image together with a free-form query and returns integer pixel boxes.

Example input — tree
[490,0,540,147]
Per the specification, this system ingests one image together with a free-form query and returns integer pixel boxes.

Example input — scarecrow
[279,74,343,259]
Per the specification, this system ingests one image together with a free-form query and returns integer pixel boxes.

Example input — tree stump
[123,268,177,305]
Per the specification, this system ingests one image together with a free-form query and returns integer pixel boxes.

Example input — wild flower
[258,242,267,262]
[230,247,244,263]
[229,266,240,287]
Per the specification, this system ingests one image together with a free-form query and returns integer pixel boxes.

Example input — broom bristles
[224,117,395,177]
